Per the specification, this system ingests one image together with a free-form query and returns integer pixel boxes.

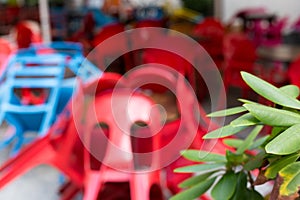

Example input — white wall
[220,0,300,30]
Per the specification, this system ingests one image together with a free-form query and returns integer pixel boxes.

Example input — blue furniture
[0,42,102,154]
[30,42,101,82]
[0,54,66,154]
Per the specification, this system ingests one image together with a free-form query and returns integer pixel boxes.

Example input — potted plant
[171,71,300,200]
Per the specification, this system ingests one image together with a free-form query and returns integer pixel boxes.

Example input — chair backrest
[0,57,65,135]
[229,7,266,26]
[262,16,288,46]
[136,33,196,91]
[31,42,83,57]
[223,32,257,64]
[0,38,14,77]
[28,42,101,82]
[83,89,163,171]
[89,23,130,73]
[83,72,124,95]
[92,23,125,46]
[124,65,208,168]
[193,17,224,42]
[15,20,42,49]
[193,17,225,57]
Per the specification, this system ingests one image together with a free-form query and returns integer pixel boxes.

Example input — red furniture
[193,18,225,70]
[89,23,131,73]
[76,89,164,200]
[125,65,214,196]
[129,19,166,69]
[288,56,300,88]
[0,73,124,199]
[0,82,85,199]
[15,20,42,49]
[223,32,260,97]
[0,38,14,76]
[260,16,288,46]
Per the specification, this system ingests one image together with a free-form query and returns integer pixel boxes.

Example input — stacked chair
[0,80,86,199]
[0,61,224,199]
[90,22,132,74]
[0,42,101,154]
[0,54,66,154]
[0,14,229,199]
[223,32,262,98]
[193,17,225,70]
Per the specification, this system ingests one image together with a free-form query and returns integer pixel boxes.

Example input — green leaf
[211,171,237,200]
[265,153,300,179]
[266,124,300,155]
[244,104,300,127]
[241,72,300,109]
[230,113,260,127]
[238,98,258,104]
[250,135,269,149]
[179,171,217,188]
[223,138,243,148]
[170,177,216,200]
[280,85,300,99]
[226,150,247,165]
[279,162,300,196]
[236,125,263,154]
[174,163,225,173]
[230,171,248,200]
[225,136,268,150]
[203,125,248,139]
[244,151,266,171]
[181,150,226,163]
[207,106,247,117]
[246,189,264,200]
[268,126,286,142]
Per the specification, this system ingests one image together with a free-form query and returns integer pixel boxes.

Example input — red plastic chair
[193,18,225,69]
[0,38,14,76]
[15,20,42,49]
[124,65,216,196]
[0,81,85,199]
[128,19,166,69]
[291,16,300,32]
[261,16,288,46]
[89,23,131,73]
[0,73,124,199]
[223,32,286,101]
[129,31,201,95]
[223,33,261,97]
[76,89,164,200]
[135,19,165,29]
[228,7,267,31]
[288,56,300,88]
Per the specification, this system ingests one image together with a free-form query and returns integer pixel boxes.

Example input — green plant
[171,72,300,200]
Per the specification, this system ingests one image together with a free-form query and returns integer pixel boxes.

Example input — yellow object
[172,8,202,23]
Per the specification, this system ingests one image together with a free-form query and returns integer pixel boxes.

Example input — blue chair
[31,41,83,56]
[0,56,66,154]
[30,42,102,82]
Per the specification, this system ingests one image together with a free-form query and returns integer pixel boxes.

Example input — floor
[0,147,61,199]
[0,87,256,200]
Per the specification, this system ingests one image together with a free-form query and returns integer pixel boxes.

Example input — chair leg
[0,137,53,188]
[0,126,16,150]
[83,172,102,200]
[10,134,24,157]
[130,172,161,200]
[59,181,82,200]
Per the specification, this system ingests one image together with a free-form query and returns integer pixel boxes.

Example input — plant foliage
[172,72,300,200]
